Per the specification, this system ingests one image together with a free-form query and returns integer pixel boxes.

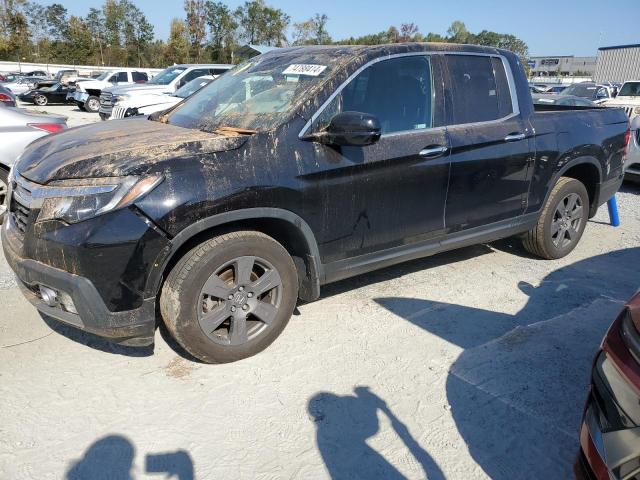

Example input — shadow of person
[65,434,195,480]
[309,387,445,480]
[66,435,135,480]
[374,247,640,479]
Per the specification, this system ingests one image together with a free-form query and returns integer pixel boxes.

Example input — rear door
[305,54,450,262]
[442,54,532,232]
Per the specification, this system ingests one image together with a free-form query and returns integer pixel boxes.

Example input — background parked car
[19,83,73,106]
[546,85,569,94]
[560,82,616,104]
[73,69,151,113]
[575,291,640,480]
[2,76,43,95]
[0,106,67,222]
[109,76,214,119]
[0,85,17,107]
[99,63,232,119]
[532,94,598,107]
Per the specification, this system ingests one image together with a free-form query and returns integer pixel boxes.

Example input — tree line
[0,0,528,69]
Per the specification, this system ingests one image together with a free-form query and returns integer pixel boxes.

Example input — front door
[302,54,450,263]
[442,54,532,233]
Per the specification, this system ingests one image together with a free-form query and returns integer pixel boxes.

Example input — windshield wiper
[212,126,258,136]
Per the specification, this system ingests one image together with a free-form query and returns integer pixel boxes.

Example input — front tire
[522,177,589,259]
[34,94,47,106]
[84,95,100,113]
[160,231,298,363]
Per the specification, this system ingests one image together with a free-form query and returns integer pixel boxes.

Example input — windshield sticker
[282,64,327,76]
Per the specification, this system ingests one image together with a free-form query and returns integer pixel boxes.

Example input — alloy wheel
[198,256,283,346]
[551,192,584,249]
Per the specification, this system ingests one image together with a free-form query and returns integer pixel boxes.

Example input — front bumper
[2,220,157,345]
[576,313,640,480]
[73,91,89,103]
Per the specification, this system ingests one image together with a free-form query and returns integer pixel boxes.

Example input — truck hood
[77,80,110,90]
[604,96,640,106]
[106,84,170,96]
[15,118,248,184]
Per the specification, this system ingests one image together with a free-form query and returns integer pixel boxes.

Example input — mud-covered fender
[145,207,323,302]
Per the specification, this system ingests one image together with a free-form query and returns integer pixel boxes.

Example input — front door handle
[419,145,449,158]
[504,132,526,142]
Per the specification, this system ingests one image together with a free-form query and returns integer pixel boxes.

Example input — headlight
[634,106,640,114]
[36,175,163,224]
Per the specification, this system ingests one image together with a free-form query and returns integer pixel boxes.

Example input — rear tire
[34,94,47,106]
[160,231,298,363]
[522,177,589,259]
[84,95,100,113]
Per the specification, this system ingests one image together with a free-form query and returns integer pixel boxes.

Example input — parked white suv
[602,81,640,181]
[108,76,214,120]
[99,64,232,120]
[73,69,152,113]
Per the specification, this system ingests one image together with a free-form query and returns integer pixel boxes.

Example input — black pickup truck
[2,43,630,363]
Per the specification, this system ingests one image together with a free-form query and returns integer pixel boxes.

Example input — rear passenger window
[314,55,435,135]
[445,55,513,125]
[212,68,229,76]
[116,72,128,82]
[132,72,148,82]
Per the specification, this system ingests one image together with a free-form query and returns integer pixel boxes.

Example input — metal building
[594,44,640,83]
[528,55,596,76]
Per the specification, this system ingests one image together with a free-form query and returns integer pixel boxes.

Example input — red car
[576,292,640,480]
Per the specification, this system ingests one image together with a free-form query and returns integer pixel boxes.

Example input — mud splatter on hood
[15,117,248,184]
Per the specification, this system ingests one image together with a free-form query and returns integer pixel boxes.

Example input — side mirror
[306,111,382,147]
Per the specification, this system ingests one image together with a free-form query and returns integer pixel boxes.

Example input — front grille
[111,106,127,119]
[99,92,114,115]
[624,106,633,118]
[9,180,33,235]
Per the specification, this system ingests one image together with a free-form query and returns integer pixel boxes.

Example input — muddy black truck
[2,44,630,363]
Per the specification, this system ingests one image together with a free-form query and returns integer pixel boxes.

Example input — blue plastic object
[607,196,620,227]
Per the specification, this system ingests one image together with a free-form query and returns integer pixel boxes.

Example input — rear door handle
[419,145,449,158]
[504,132,526,142]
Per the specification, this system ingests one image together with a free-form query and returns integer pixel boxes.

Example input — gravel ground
[17,101,102,128]
[1,117,639,479]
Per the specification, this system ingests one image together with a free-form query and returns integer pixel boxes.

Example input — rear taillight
[28,123,66,133]
[0,93,13,103]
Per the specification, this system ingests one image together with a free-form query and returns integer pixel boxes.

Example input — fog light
[39,285,58,307]
[58,291,77,314]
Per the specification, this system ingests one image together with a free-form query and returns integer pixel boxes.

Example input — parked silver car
[0,106,67,221]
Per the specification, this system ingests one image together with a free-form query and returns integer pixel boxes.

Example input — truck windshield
[166,54,334,132]
[149,67,186,85]
[618,82,640,96]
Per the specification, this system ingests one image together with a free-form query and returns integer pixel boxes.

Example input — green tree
[447,20,469,43]
[86,7,106,65]
[235,0,290,46]
[205,1,237,62]
[184,0,206,61]
[292,13,331,45]
[165,18,189,64]
[123,1,154,66]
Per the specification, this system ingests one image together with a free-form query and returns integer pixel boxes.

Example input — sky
[58,0,639,57]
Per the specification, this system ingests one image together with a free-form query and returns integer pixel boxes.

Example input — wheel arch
[147,208,323,303]
[549,156,602,218]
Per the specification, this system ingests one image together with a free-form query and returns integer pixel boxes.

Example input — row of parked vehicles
[1,47,638,479]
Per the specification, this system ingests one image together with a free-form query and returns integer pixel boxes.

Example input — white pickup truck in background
[108,76,214,120]
[604,80,640,181]
[72,69,152,113]
[99,64,232,120]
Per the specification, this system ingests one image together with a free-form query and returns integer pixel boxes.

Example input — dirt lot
[1,108,639,479]
[17,101,102,128]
